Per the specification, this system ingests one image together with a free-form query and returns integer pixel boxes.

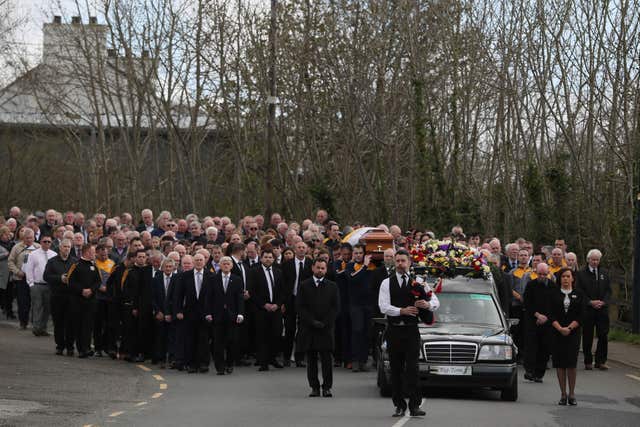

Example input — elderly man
[110,232,129,264]
[137,209,156,233]
[23,234,57,335]
[8,228,40,329]
[44,238,75,355]
[523,262,556,382]
[577,249,611,370]
[205,226,219,244]
[548,247,567,275]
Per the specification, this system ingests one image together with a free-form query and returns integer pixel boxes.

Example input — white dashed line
[109,411,125,417]
[153,374,165,381]
[152,392,163,399]
[135,401,148,407]
[137,364,152,372]
[627,374,640,382]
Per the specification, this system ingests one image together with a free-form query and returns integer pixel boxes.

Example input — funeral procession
[1,1,640,427]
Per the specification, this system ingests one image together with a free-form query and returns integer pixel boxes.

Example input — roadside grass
[609,327,640,345]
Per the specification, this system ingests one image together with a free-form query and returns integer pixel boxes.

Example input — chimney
[71,16,81,24]
[107,49,117,58]
[53,16,61,24]
[141,50,150,58]
[89,16,98,24]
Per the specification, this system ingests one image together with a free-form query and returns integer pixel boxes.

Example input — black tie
[401,274,407,288]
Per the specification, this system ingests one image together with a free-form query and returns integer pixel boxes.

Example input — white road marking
[391,398,425,427]
[109,411,124,417]
[137,364,152,372]
[153,374,165,381]
[627,374,640,382]
[152,393,163,399]
[135,401,148,407]
[159,383,167,390]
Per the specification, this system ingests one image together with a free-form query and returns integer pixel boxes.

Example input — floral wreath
[409,240,491,279]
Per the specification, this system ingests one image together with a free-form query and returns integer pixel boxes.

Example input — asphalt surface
[1,318,639,427]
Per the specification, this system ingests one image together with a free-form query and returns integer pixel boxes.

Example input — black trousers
[349,305,372,364]
[256,309,282,366]
[93,299,112,352]
[14,280,30,325]
[51,292,74,351]
[1,281,15,315]
[509,305,525,360]
[154,319,169,363]
[71,297,96,354]
[523,320,552,378]
[120,305,138,356]
[387,325,421,410]
[183,318,210,369]
[307,350,333,390]
[283,300,303,362]
[213,322,238,372]
[582,307,609,365]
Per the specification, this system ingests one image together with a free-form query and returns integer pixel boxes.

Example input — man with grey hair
[23,233,57,336]
[44,238,75,355]
[577,249,611,370]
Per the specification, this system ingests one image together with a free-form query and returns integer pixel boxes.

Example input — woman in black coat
[549,268,584,406]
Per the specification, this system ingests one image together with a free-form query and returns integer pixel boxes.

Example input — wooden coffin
[360,229,394,260]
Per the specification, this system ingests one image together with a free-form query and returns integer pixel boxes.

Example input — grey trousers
[30,284,51,333]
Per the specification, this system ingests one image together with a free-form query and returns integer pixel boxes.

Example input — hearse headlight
[478,345,513,361]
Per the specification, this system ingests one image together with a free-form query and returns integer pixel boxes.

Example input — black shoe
[295,361,306,368]
[66,349,75,357]
[32,330,42,336]
[199,367,209,373]
[392,407,406,417]
[409,408,426,417]
[568,397,577,406]
[558,397,567,405]
[322,389,333,398]
[524,372,535,381]
[217,371,225,375]
[108,351,117,360]
[270,360,283,369]
[333,360,342,368]
[187,367,197,373]
[309,388,320,397]
[87,350,95,357]
[159,363,166,369]
[258,366,269,372]
[236,360,251,367]
[283,360,291,367]
[134,355,145,363]
[358,363,369,372]
[123,356,134,362]
[534,377,543,383]
[176,364,184,371]
[225,367,234,374]
[78,352,89,359]
[94,351,103,358]
[55,349,64,356]
[20,323,27,330]
[41,331,50,336]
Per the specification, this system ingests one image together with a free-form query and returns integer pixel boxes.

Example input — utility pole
[265,0,277,218]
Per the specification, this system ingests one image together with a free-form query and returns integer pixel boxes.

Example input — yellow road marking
[153,374,165,381]
[627,374,640,382]
[159,383,167,390]
[83,425,94,427]
[137,364,152,372]
[109,411,125,417]
[152,392,163,399]
[135,401,148,407]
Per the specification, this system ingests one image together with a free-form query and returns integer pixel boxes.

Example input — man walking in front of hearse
[378,249,439,417]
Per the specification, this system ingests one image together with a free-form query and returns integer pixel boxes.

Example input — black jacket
[173,269,213,321]
[576,266,611,307]
[43,254,75,295]
[248,265,285,310]
[523,277,556,321]
[67,258,101,299]
[281,257,312,302]
[208,272,244,324]
[152,273,176,315]
[548,287,585,330]
[296,277,339,352]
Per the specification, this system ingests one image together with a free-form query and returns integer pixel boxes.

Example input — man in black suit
[282,241,312,367]
[173,253,213,373]
[576,249,612,370]
[229,243,251,365]
[369,248,395,363]
[297,258,339,397]
[248,248,284,371]
[152,257,176,368]
[207,256,244,375]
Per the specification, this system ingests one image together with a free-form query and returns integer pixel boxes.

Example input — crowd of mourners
[0,206,611,405]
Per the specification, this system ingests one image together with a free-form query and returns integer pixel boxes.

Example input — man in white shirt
[23,236,57,336]
[378,249,439,417]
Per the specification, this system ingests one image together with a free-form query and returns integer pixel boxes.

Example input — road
[90,360,640,427]
[1,318,639,427]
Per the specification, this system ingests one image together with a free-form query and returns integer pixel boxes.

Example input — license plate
[430,365,472,376]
